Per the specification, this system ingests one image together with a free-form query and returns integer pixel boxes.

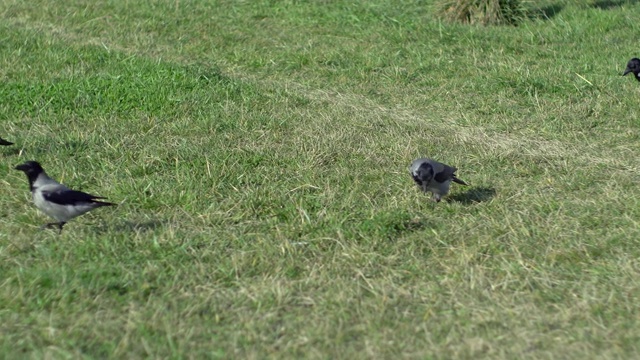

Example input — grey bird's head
[623,58,640,81]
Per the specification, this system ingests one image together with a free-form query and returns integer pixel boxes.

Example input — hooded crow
[15,161,115,233]
[410,157,468,202]
[0,137,13,145]
[623,58,640,81]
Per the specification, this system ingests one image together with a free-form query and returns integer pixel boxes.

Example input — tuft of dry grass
[434,0,527,25]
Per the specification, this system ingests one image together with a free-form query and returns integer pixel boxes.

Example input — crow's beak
[623,68,632,76]
[14,163,28,172]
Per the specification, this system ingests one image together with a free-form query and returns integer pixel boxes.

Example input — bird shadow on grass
[528,4,564,20]
[1,147,20,157]
[359,212,433,240]
[448,187,496,204]
[94,219,168,234]
[591,0,638,10]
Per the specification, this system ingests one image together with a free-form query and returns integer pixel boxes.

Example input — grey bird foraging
[410,158,468,202]
[0,137,13,145]
[15,161,116,233]
[623,58,640,81]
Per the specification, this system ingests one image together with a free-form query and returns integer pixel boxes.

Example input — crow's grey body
[15,161,115,232]
[410,158,467,202]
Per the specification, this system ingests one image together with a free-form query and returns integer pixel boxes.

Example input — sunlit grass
[1,0,640,358]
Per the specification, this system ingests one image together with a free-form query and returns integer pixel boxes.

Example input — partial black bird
[15,161,116,233]
[410,158,468,202]
[0,137,13,145]
[623,58,640,81]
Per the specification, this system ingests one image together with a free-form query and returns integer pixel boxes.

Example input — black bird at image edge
[623,58,640,81]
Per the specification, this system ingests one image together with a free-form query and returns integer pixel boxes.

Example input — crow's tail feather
[452,177,468,186]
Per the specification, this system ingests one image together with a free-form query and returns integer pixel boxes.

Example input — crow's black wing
[433,164,457,183]
[42,189,108,206]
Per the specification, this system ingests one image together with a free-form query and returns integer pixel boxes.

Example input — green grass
[1,0,640,358]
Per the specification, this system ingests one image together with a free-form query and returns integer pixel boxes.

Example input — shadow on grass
[592,0,638,10]
[1,147,20,157]
[115,219,167,232]
[358,212,432,240]
[403,217,432,232]
[448,186,496,204]
[95,219,168,233]
[528,4,564,20]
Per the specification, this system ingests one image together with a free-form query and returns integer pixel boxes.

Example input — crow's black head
[412,162,434,188]
[623,58,640,81]
[15,161,46,189]
[15,160,44,175]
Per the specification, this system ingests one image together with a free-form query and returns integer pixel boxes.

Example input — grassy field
[1,0,640,358]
